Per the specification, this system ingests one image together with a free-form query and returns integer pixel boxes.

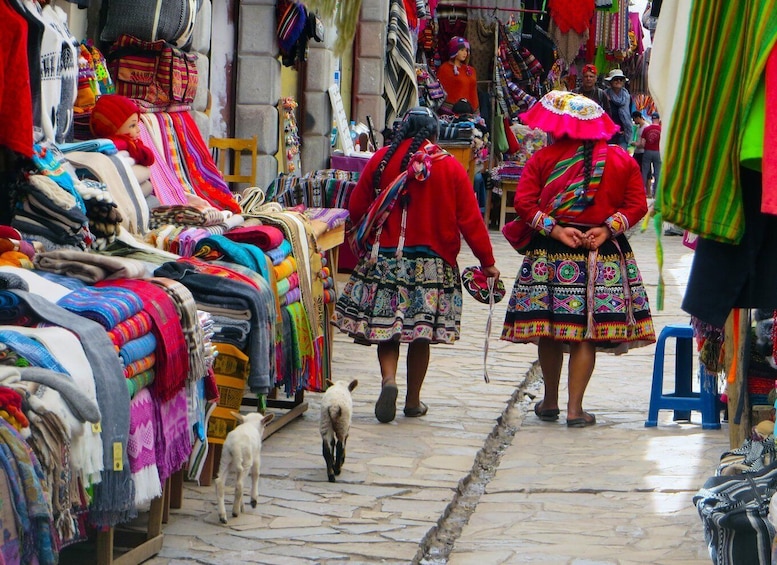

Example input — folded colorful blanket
[224,224,285,251]
[57,286,144,330]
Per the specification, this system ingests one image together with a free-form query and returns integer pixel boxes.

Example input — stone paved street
[144,222,729,564]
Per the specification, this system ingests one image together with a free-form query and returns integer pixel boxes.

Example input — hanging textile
[385,0,419,129]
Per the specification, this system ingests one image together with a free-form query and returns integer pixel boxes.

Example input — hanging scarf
[605,88,633,140]
[349,142,450,261]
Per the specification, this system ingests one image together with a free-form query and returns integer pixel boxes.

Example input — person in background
[603,69,633,150]
[501,91,655,428]
[640,112,662,199]
[630,111,647,174]
[572,64,611,116]
[333,106,499,423]
[436,36,479,116]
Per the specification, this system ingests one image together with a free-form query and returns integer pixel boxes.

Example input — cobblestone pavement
[139,223,728,565]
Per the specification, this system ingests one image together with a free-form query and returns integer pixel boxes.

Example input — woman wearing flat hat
[603,69,634,150]
[502,91,655,428]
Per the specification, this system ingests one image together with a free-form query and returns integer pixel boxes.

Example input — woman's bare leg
[567,341,596,421]
[538,337,564,411]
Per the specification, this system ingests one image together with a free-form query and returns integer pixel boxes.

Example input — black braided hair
[400,125,435,171]
[372,119,409,195]
[371,107,439,195]
[582,140,595,193]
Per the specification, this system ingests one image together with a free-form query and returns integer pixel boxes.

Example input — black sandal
[403,401,428,417]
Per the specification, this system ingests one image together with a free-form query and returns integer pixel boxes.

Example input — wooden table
[499,179,518,230]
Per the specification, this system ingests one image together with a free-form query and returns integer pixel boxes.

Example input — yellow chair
[208,135,258,188]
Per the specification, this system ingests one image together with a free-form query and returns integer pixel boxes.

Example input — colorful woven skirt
[501,233,656,351]
[332,248,462,344]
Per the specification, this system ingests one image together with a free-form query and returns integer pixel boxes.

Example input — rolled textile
[0,290,134,528]
[57,286,144,330]
[266,239,293,265]
[224,224,285,251]
[0,292,29,325]
[127,369,155,399]
[108,311,154,349]
[281,286,302,306]
[118,333,157,367]
[127,388,162,507]
[101,279,190,402]
[273,256,296,281]
[124,354,155,380]
[34,248,150,283]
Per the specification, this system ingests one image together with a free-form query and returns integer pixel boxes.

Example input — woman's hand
[582,226,611,250]
[481,265,500,285]
[551,225,586,248]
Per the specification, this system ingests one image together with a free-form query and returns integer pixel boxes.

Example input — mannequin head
[90,94,141,140]
[448,36,470,64]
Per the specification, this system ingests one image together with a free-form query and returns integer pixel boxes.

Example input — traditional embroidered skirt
[332,248,462,344]
[501,233,656,351]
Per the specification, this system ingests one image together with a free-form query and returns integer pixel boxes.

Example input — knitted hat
[90,94,139,138]
[461,266,505,305]
[448,36,470,58]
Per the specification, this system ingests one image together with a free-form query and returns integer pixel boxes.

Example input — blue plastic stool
[645,324,724,430]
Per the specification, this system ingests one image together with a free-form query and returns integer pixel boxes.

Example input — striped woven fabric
[57,286,144,330]
[137,120,190,206]
[660,0,777,243]
[108,311,154,349]
[385,0,418,129]
[119,333,158,368]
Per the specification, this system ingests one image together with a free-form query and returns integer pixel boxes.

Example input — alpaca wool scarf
[152,386,191,481]
[2,289,135,527]
[101,279,190,403]
[57,286,144,330]
[127,388,162,507]
[147,277,208,382]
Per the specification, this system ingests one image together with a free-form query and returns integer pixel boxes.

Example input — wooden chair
[208,135,258,188]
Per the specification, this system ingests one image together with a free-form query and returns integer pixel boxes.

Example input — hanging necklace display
[281,97,301,176]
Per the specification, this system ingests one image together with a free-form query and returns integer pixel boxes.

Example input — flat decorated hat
[519,90,619,141]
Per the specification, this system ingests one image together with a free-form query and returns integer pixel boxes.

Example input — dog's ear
[348,379,358,392]
[230,411,244,424]
[261,413,275,426]
[325,379,335,388]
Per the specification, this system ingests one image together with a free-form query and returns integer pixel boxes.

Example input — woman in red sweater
[436,36,479,115]
[501,91,656,428]
[333,107,499,423]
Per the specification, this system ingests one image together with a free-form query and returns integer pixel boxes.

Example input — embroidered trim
[605,212,629,236]
[530,211,557,236]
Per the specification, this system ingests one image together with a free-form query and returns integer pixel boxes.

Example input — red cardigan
[513,139,647,231]
[349,139,495,269]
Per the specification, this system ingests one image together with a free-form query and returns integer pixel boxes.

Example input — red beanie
[90,95,140,138]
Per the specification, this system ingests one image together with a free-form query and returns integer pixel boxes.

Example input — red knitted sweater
[348,139,495,269]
